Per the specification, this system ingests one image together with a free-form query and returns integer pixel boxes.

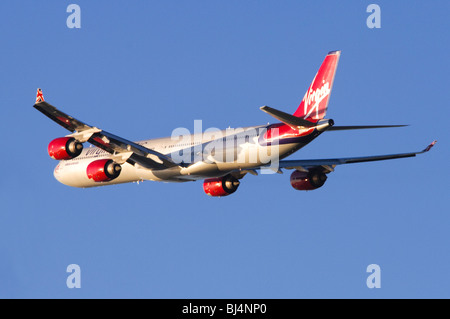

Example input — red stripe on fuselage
[263,123,314,142]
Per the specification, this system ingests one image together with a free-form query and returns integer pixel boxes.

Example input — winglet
[36,88,44,103]
[422,140,437,153]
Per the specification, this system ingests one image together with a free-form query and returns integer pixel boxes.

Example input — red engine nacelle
[86,159,122,182]
[203,175,240,197]
[290,170,327,191]
[48,137,83,160]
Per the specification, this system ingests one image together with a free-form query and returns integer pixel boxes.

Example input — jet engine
[86,159,122,182]
[290,169,327,191]
[48,137,83,160]
[203,175,240,197]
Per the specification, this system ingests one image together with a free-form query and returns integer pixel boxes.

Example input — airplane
[34,51,436,196]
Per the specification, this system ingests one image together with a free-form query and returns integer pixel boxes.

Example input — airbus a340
[34,51,436,196]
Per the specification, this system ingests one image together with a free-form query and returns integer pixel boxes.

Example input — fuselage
[54,121,331,187]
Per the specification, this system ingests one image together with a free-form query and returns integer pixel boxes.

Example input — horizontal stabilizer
[260,106,316,128]
[328,125,408,131]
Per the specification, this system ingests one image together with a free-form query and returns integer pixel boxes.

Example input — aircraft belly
[211,143,299,169]
[53,142,305,187]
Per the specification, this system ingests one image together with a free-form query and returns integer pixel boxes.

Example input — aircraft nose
[52,161,89,188]
[53,163,63,183]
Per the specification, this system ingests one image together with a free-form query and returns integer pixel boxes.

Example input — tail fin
[293,50,340,121]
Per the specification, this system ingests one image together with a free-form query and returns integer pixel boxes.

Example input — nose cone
[53,162,85,187]
[53,162,75,186]
[53,163,63,182]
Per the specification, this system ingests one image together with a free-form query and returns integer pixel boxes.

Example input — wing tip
[423,140,437,153]
[35,88,44,103]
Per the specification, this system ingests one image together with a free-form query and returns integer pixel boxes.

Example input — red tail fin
[293,51,340,121]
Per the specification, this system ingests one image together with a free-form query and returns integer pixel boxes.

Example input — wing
[275,141,437,173]
[260,106,408,131]
[33,94,178,170]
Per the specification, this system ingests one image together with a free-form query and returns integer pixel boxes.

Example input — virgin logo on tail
[293,51,340,121]
[302,79,331,120]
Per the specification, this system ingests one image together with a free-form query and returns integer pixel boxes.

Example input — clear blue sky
[0,0,448,298]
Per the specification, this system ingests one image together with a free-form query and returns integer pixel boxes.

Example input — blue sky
[0,0,448,298]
